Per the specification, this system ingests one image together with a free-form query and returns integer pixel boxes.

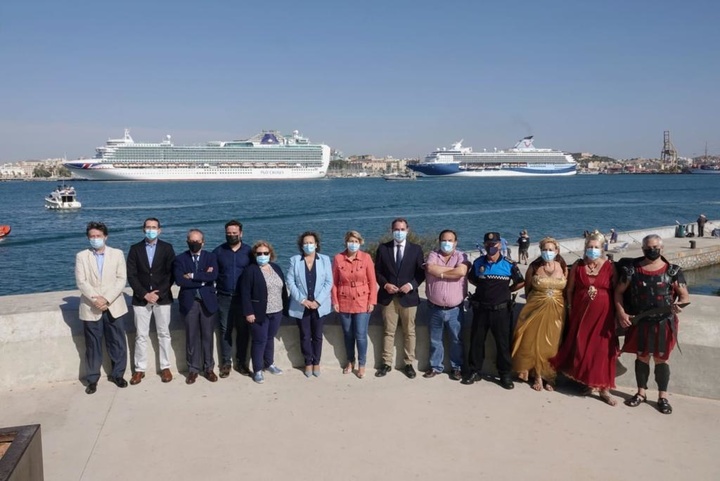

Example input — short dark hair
[438,229,457,242]
[225,219,243,231]
[143,217,161,229]
[86,221,108,236]
[391,218,409,229]
[297,231,321,253]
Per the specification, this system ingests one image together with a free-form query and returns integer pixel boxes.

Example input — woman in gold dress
[512,237,568,391]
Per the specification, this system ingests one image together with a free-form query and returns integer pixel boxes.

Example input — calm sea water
[1,174,719,296]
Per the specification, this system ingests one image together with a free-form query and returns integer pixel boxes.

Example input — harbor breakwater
[1,225,719,399]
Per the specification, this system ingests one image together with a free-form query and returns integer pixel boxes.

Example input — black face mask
[643,248,661,261]
[226,235,241,246]
[187,241,202,253]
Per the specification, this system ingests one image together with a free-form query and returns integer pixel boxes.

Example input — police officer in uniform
[462,232,524,389]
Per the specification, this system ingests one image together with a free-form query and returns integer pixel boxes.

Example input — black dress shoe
[375,364,392,377]
[450,369,462,381]
[85,382,97,395]
[403,365,417,379]
[461,372,480,385]
[110,377,128,388]
[500,377,515,390]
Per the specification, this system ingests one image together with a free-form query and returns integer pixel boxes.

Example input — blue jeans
[250,311,282,374]
[428,305,463,372]
[339,312,371,367]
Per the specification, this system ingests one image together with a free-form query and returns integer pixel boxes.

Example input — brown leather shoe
[130,372,145,385]
[219,364,231,378]
[160,368,173,383]
[186,372,198,385]
[205,370,218,382]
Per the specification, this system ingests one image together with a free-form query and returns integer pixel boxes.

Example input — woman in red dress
[551,232,619,405]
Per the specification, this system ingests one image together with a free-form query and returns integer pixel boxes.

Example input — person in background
[517,230,530,265]
[332,231,377,379]
[127,217,176,385]
[463,231,524,389]
[240,241,288,384]
[609,228,618,244]
[374,218,426,379]
[423,229,469,380]
[287,231,333,378]
[615,234,689,415]
[213,220,252,378]
[511,237,567,391]
[75,221,129,394]
[697,214,707,237]
[551,231,618,406]
[174,229,219,385]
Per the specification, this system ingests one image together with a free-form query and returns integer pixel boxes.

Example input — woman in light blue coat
[286,231,334,377]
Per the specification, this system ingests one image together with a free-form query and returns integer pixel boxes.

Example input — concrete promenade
[1,227,720,479]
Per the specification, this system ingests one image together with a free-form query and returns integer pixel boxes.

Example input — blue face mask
[89,238,105,250]
[347,242,360,253]
[486,245,500,256]
[145,229,158,241]
[302,243,316,255]
[393,230,407,242]
[256,255,270,266]
[585,247,602,260]
[541,250,557,262]
[440,241,454,254]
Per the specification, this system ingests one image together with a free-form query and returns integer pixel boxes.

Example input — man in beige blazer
[75,221,129,394]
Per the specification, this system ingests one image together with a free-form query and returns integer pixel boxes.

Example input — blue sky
[1,0,718,161]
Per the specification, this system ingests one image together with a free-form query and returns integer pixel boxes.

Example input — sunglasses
[256,251,270,255]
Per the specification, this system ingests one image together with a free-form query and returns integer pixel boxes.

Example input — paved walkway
[1,370,719,481]
[2,232,720,480]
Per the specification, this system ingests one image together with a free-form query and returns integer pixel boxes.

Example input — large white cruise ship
[408,136,577,177]
[63,129,331,181]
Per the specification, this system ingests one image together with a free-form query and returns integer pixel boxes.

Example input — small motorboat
[45,185,82,210]
[0,225,10,238]
[382,172,417,181]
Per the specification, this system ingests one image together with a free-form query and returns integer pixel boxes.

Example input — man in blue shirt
[213,220,252,377]
[463,231,524,389]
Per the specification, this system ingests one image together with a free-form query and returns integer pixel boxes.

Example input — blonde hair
[252,240,276,262]
[585,230,606,248]
[539,237,560,252]
[344,230,364,244]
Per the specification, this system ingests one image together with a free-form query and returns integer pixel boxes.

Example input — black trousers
[184,300,216,373]
[467,307,513,377]
[83,311,127,384]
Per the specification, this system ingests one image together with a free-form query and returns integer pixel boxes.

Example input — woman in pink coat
[332,230,378,378]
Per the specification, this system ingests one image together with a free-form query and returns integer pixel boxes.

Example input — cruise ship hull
[64,164,328,181]
[408,163,576,177]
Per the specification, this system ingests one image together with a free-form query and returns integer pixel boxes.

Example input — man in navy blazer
[174,229,219,384]
[374,218,426,379]
[127,217,176,385]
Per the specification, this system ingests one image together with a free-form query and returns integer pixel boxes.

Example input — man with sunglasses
[463,231,524,389]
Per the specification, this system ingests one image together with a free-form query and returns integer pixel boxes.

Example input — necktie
[396,244,403,270]
[192,255,199,272]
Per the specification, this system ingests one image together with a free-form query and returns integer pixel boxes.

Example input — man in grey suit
[75,221,129,394]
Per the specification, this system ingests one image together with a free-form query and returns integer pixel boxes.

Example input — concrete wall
[1,288,719,399]
[1,224,719,399]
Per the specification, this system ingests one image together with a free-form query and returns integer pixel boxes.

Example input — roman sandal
[657,398,673,415]
[624,393,647,407]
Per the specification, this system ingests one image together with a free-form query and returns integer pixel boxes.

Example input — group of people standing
[75,218,689,414]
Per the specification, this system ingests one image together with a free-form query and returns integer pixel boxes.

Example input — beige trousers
[381,297,417,366]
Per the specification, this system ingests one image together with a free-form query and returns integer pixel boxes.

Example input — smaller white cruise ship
[408,136,577,177]
[64,129,331,181]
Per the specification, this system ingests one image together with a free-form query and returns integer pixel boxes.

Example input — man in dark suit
[173,229,219,384]
[127,217,176,385]
[375,218,426,378]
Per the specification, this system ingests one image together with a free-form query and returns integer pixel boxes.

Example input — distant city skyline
[1,0,718,162]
